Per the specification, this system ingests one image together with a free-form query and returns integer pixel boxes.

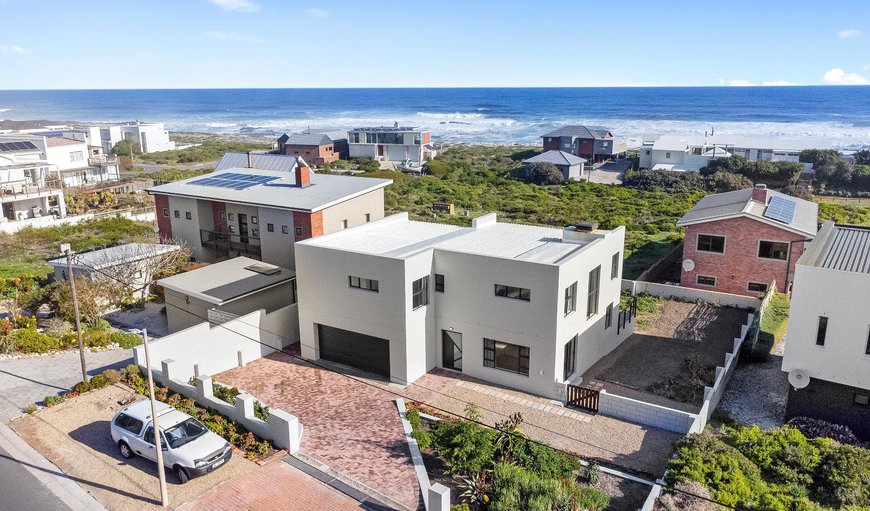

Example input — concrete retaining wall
[622,280,761,309]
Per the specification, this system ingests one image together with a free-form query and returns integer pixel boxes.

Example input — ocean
[1,87,869,148]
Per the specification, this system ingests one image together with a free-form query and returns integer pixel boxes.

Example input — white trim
[677,212,816,238]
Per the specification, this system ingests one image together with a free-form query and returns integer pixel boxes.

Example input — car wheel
[118,441,133,459]
[175,466,189,484]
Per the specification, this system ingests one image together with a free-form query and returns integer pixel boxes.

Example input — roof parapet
[471,212,498,229]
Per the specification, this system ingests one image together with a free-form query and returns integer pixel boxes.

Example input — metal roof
[805,223,870,274]
[650,134,830,152]
[280,133,334,146]
[676,188,818,237]
[147,167,392,213]
[157,257,295,305]
[523,150,587,166]
[214,152,300,172]
[47,243,181,271]
[541,125,611,140]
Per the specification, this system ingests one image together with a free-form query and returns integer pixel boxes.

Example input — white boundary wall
[0,207,154,234]
[622,279,761,309]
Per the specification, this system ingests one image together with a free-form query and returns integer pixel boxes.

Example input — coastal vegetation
[133,139,271,165]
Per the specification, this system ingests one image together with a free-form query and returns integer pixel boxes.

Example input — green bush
[11,329,59,353]
[89,373,110,390]
[212,382,240,405]
[111,332,143,349]
[724,426,823,486]
[489,462,609,511]
[123,364,148,395]
[507,436,580,480]
[813,444,870,508]
[82,329,112,348]
[43,395,64,407]
[253,400,270,423]
[432,419,496,476]
[406,408,432,449]
[72,380,92,394]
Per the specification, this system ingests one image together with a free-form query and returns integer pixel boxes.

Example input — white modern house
[295,213,631,400]
[639,134,823,171]
[0,138,66,223]
[781,221,870,440]
[41,136,120,188]
[347,126,434,163]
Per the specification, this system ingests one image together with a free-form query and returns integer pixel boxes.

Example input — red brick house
[276,131,348,165]
[676,185,818,296]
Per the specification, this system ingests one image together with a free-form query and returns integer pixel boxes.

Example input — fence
[622,279,761,309]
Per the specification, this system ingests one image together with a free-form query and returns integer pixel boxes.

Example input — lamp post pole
[61,244,87,383]
[142,328,169,507]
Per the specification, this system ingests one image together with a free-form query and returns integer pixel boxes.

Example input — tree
[780,185,814,200]
[112,140,141,156]
[852,164,870,191]
[853,149,870,166]
[705,172,754,193]
[82,242,189,306]
[815,159,853,188]
[527,162,564,185]
[50,276,115,327]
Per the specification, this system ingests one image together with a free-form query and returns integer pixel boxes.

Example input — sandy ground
[105,303,169,338]
[9,385,256,511]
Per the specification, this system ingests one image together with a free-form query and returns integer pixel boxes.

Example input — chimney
[752,184,768,203]
[247,151,254,168]
[296,163,311,188]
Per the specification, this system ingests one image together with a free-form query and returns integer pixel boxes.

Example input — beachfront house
[0,137,67,224]
[276,131,348,165]
[295,212,632,400]
[147,157,392,269]
[781,221,870,440]
[676,185,818,296]
[638,134,823,172]
[523,150,587,181]
[347,126,434,164]
[541,125,626,163]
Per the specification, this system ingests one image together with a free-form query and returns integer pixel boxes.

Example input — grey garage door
[317,324,390,378]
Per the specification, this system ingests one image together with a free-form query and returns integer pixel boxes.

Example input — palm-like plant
[457,470,491,507]
[494,412,529,461]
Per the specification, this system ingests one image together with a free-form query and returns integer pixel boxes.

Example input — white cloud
[0,45,27,54]
[837,28,861,39]
[823,68,869,85]
[306,8,329,17]
[729,79,755,86]
[207,0,259,12]
[762,80,798,86]
[203,30,265,44]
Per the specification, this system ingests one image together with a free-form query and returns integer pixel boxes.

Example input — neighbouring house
[781,221,870,440]
[0,137,66,223]
[523,150,587,181]
[638,134,825,172]
[276,131,348,164]
[541,125,626,163]
[47,243,182,291]
[347,126,434,163]
[147,157,392,269]
[40,135,120,188]
[676,185,818,296]
[295,212,631,400]
[156,257,297,334]
[95,122,176,154]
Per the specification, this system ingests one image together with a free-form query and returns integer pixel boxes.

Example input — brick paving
[215,352,421,511]
[180,459,363,511]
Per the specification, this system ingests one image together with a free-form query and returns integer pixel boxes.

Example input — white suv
[110,400,231,483]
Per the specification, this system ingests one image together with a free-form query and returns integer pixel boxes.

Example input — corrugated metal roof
[281,133,333,146]
[215,152,300,172]
[819,225,870,274]
[47,243,181,270]
[523,150,587,166]
[541,125,611,140]
[676,188,818,237]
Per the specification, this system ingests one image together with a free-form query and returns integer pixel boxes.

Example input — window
[365,213,371,222]
[341,219,348,229]
[251,227,259,236]
[666,152,671,159]
[69,151,84,161]
[228,213,235,221]
[564,282,577,316]
[267,223,274,233]
[295,227,303,236]
[758,241,789,260]
[435,274,444,293]
[747,282,769,293]
[587,266,600,318]
[495,284,531,302]
[282,225,289,234]
[697,234,725,254]
[173,210,180,218]
[563,336,577,380]
[483,338,530,376]
[605,303,613,329]
[349,275,379,292]
[229,225,236,233]
[162,208,169,217]
[412,276,429,309]
[251,216,257,224]
[290,279,297,304]
[854,394,870,407]
[185,211,192,220]
[697,275,716,286]
[113,413,143,435]
[220,212,226,220]
[611,252,620,280]
[866,328,870,356]
[816,316,828,346]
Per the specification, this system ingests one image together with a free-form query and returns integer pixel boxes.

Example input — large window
[412,276,429,309]
[483,338,529,376]
[587,266,600,318]
[564,282,577,316]
[611,252,620,280]
[349,275,379,292]
[495,284,530,302]
[758,241,789,260]
[697,234,725,254]
[435,274,444,293]
[563,336,577,380]
[816,316,828,346]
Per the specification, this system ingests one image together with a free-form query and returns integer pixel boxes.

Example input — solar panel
[0,141,38,152]
[764,196,797,224]
[189,173,281,190]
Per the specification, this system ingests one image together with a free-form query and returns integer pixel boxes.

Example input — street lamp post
[60,244,87,383]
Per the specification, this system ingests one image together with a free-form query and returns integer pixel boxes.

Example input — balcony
[88,155,119,167]
[200,229,261,258]
[0,179,64,202]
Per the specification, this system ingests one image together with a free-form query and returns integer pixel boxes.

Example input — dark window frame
[434,274,444,293]
[349,275,379,293]
[816,316,828,346]
[853,394,869,407]
[758,240,789,261]
[483,338,530,376]
[412,276,429,310]
[697,234,726,254]
[587,266,601,318]
[173,210,180,219]
[564,282,577,316]
[611,252,620,280]
[563,335,577,380]
[605,303,613,329]
[267,223,274,233]
[865,327,870,356]
[747,282,769,293]
[494,284,531,302]
[162,208,169,218]
[697,275,716,287]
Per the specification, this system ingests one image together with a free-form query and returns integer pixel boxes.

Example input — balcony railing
[0,179,64,200]
[200,229,261,257]
[88,155,119,167]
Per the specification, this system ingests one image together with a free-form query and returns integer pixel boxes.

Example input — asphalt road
[0,443,70,510]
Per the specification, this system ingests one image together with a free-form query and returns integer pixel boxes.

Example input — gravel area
[105,302,169,338]
[10,385,256,511]
[717,340,789,429]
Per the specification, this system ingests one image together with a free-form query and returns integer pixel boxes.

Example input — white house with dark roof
[781,221,870,440]
[295,212,632,399]
[523,150,587,181]
[147,158,391,269]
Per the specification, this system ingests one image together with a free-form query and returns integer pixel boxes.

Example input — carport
[317,324,390,378]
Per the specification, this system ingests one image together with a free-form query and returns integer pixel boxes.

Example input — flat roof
[47,243,181,271]
[301,213,612,265]
[147,167,391,213]
[651,134,832,152]
[349,126,424,133]
[800,222,870,274]
[156,257,295,305]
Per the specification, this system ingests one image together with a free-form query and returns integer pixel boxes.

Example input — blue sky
[1,0,868,89]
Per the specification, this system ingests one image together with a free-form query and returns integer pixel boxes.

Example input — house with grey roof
[276,131,348,164]
[215,152,300,173]
[781,221,870,440]
[147,156,392,270]
[523,150,587,181]
[542,125,626,163]
[675,184,818,296]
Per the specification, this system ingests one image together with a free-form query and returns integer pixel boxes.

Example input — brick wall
[681,216,811,296]
[786,378,870,440]
[292,211,324,241]
[154,194,172,241]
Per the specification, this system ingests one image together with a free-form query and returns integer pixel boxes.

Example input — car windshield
[163,418,208,449]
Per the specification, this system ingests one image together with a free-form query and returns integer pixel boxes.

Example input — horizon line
[2,84,868,92]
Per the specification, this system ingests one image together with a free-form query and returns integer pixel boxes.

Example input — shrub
[406,408,432,449]
[489,462,609,511]
[432,418,496,476]
[72,380,92,394]
[82,329,112,348]
[13,314,37,330]
[507,437,580,480]
[11,329,59,353]
[212,382,240,405]
[89,373,110,390]
[24,403,38,415]
[103,369,123,384]
[43,395,64,407]
[123,364,148,395]
[110,332,142,349]
[253,400,270,423]
[724,425,822,486]
[527,162,564,185]
[813,444,870,508]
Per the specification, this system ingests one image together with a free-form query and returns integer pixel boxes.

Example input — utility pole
[143,328,169,507]
[61,244,87,383]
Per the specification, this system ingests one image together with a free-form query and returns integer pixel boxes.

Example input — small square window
[365,213,371,222]
[251,216,258,224]
[282,225,289,235]
[185,211,192,220]
[295,227,303,236]
[697,275,716,287]
[267,223,274,232]
[341,219,348,229]
[219,212,226,220]
[228,213,235,221]
[162,208,169,217]
[174,210,180,218]
[854,394,869,407]
[251,227,259,236]
[229,225,236,233]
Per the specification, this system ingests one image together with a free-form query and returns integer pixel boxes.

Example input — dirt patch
[9,384,256,511]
